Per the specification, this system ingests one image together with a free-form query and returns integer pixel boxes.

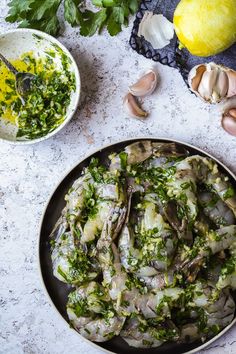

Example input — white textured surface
[1,1,236,353]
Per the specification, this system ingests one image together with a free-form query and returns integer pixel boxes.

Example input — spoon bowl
[15,72,37,99]
[0,51,37,101]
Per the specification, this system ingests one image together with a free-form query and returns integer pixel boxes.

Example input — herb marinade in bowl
[0,29,80,143]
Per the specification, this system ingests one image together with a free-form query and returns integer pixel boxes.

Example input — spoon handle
[0,52,18,76]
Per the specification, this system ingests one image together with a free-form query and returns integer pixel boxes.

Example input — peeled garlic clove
[138,12,174,50]
[123,93,148,119]
[227,70,236,98]
[129,70,158,97]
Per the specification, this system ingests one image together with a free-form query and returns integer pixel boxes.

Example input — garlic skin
[227,70,236,98]
[129,70,158,97]
[138,12,174,50]
[123,93,148,119]
[221,97,236,136]
[188,62,236,104]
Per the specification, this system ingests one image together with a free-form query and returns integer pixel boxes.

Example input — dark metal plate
[39,137,236,354]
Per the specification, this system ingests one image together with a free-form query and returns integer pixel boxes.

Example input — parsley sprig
[6,0,139,37]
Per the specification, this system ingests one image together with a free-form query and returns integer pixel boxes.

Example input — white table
[1,1,236,353]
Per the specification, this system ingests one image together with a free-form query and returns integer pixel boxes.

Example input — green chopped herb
[119,151,128,170]
[223,187,235,200]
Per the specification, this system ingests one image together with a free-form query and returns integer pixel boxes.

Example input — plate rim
[38,136,236,354]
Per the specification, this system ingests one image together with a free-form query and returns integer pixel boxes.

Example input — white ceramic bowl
[0,29,81,144]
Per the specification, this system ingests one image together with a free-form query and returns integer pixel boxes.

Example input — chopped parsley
[0,51,76,140]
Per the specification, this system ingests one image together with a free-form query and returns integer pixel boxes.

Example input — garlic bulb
[123,93,148,119]
[188,63,236,104]
[222,97,236,136]
[129,70,158,97]
[138,12,174,50]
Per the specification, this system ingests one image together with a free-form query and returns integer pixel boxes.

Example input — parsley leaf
[80,9,108,37]
[7,0,61,35]
[64,0,81,27]
[6,0,35,22]
[30,0,61,21]
[6,0,140,37]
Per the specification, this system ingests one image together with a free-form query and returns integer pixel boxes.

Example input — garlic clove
[222,112,236,136]
[221,96,236,113]
[189,65,206,92]
[214,70,229,101]
[129,70,158,97]
[229,108,236,119]
[227,70,236,98]
[197,67,218,102]
[123,93,148,119]
[221,97,236,136]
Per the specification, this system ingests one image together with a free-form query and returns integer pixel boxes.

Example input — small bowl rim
[0,28,81,145]
[38,136,236,354]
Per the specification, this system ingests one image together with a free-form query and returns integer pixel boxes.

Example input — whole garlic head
[188,63,236,104]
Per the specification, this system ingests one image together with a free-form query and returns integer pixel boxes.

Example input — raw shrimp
[118,189,142,273]
[185,155,236,216]
[140,270,176,290]
[67,282,125,342]
[110,141,188,171]
[119,199,177,275]
[65,172,94,223]
[180,225,236,282]
[51,230,100,284]
[166,155,236,239]
[81,200,114,243]
[188,281,235,330]
[121,317,163,348]
[216,241,236,290]
[97,208,129,304]
[121,317,179,348]
[118,224,142,273]
[140,201,178,271]
[166,159,198,237]
[198,191,235,227]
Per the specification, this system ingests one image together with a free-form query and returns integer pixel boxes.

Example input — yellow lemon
[173,0,236,57]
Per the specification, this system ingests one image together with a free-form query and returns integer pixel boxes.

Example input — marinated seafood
[50,141,236,347]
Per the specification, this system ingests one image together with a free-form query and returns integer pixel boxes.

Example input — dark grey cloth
[130,0,236,85]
